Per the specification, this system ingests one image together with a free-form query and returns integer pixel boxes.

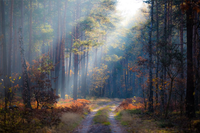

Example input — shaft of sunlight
[116,0,143,26]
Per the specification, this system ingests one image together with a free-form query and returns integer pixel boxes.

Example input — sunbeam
[116,0,143,26]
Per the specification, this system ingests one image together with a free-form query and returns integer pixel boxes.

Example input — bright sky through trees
[116,0,143,26]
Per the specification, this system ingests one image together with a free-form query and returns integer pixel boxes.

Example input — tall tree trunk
[73,0,80,100]
[19,27,32,109]
[13,14,17,73]
[185,2,195,118]
[165,78,174,118]
[55,0,61,96]
[85,48,89,96]
[8,0,14,85]
[113,67,117,98]
[195,14,200,112]
[67,32,72,95]
[82,49,86,98]
[61,0,68,99]
[132,72,135,97]
[42,0,46,54]
[28,0,32,62]
[180,0,184,116]
[155,0,159,108]
[148,0,154,112]
[1,0,8,114]
[160,0,167,113]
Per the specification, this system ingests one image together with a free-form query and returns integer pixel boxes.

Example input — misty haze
[0,0,200,132]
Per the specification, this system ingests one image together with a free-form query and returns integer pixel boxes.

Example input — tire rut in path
[73,102,114,133]
[108,105,128,133]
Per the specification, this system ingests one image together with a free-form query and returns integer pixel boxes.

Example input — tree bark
[180,0,184,116]
[148,0,154,112]
[55,0,61,96]
[28,0,32,62]
[8,0,14,84]
[185,2,195,118]
[61,0,68,99]
[73,0,80,100]
[155,0,159,108]
[1,0,8,111]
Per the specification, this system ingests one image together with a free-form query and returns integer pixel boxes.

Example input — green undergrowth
[115,109,179,133]
[56,112,83,132]
[93,106,111,125]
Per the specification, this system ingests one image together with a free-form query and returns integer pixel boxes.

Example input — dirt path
[109,104,128,133]
[73,102,114,133]
[73,102,127,133]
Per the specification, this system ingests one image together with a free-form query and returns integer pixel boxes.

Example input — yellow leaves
[193,92,195,95]
[19,76,21,80]
[70,70,74,76]
[9,87,12,93]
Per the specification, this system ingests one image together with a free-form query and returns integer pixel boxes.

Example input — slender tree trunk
[196,14,200,112]
[55,0,61,96]
[155,0,159,108]
[73,0,81,100]
[61,0,68,99]
[180,0,184,116]
[132,72,135,97]
[42,0,46,54]
[113,67,117,98]
[67,33,72,95]
[165,78,174,118]
[148,0,154,112]
[19,27,32,109]
[28,0,32,62]
[85,48,89,96]
[82,49,86,98]
[160,0,168,113]
[193,5,199,112]
[1,0,8,124]
[13,14,17,73]
[8,0,14,86]
[185,2,195,118]
[142,69,146,110]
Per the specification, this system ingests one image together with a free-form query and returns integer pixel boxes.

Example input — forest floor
[72,98,200,133]
[1,97,199,133]
[73,99,127,133]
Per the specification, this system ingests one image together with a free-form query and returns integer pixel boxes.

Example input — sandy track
[109,105,128,133]
[73,102,114,133]
[73,101,127,133]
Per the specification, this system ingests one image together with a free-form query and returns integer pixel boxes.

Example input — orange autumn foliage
[180,1,200,13]
[116,98,144,111]
[56,99,91,114]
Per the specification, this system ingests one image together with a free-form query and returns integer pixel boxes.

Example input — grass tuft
[93,106,110,125]
[57,112,82,132]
